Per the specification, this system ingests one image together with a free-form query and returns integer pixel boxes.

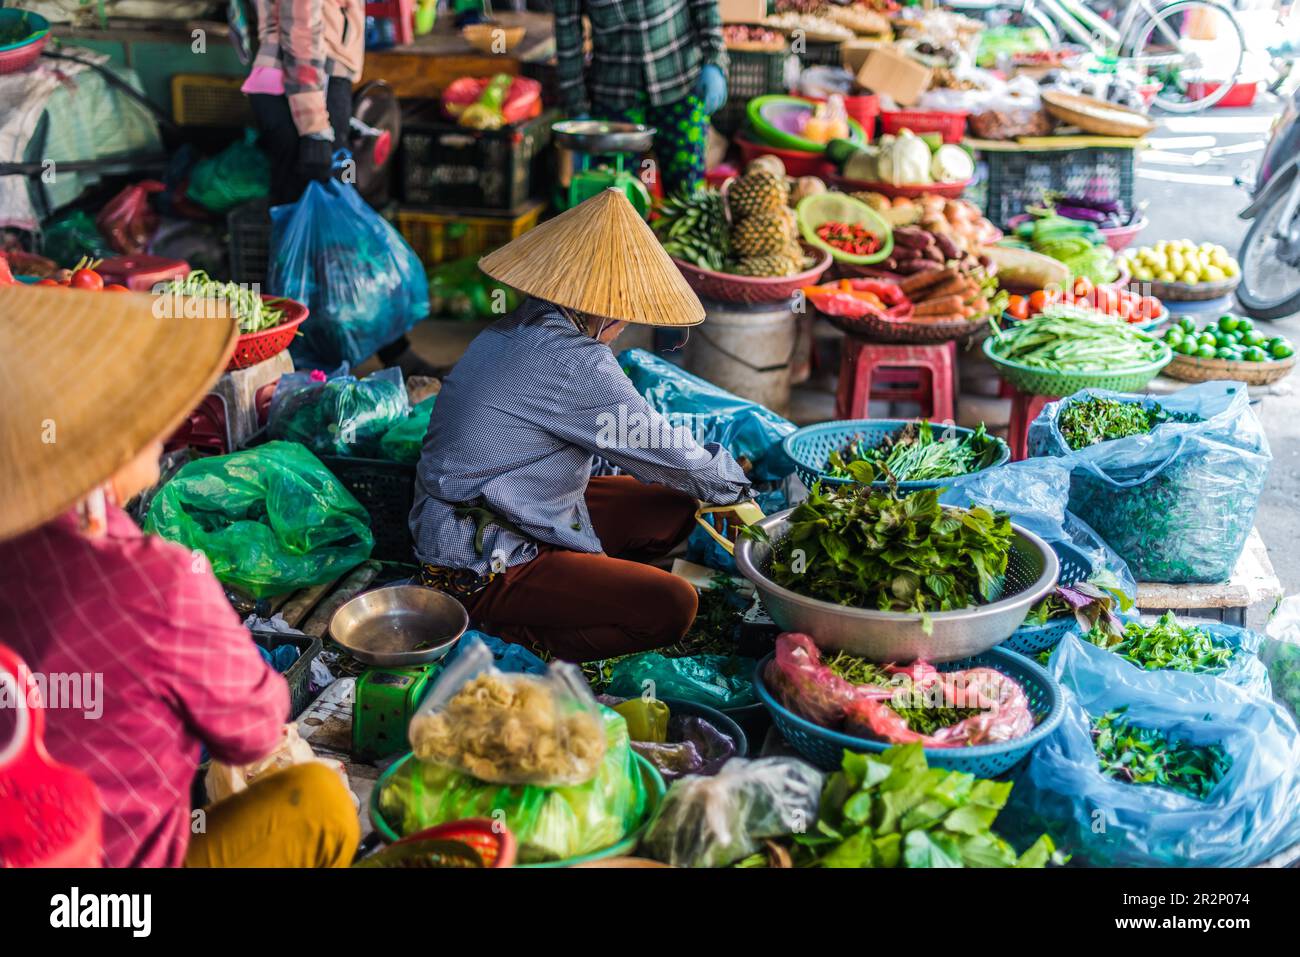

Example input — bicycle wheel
[1123,0,1246,113]
[1237,182,1300,321]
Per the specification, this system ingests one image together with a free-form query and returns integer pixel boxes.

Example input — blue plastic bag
[618,348,796,481]
[1027,382,1270,584]
[439,630,547,676]
[686,482,790,574]
[269,171,429,368]
[1005,633,1300,867]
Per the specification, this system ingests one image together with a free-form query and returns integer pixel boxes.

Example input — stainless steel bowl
[734,507,1059,663]
[552,119,657,154]
[329,585,468,668]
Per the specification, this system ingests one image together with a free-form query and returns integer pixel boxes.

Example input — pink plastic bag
[764,632,895,729]
[96,180,165,255]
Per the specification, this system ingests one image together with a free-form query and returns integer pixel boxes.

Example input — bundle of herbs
[1091,707,1231,801]
[1022,568,1132,631]
[1084,611,1234,674]
[1058,396,1202,451]
[826,421,1004,484]
[753,744,1061,868]
[823,650,987,735]
[751,477,1014,621]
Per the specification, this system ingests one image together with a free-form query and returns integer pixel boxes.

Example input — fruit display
[1006,276,1163,325]
[1121,240,1239,285]
[722,24,786,51]
[828,131,974,186]
[1162,314,1294,363]
[1005,210,1120,286]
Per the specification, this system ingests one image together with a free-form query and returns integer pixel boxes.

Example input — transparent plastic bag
[269,167,429,368]
[1265,596,1300,722]
[1004,633,1300,867]
[380,706,647,863]
[641,757,824,868]
[96,180,164,254]
[1028,382,1271,583]
[379,394,436,464]
[143,441,374,598]
[268,366,410,459]
[409,637,607,786]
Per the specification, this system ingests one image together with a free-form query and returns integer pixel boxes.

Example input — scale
[329,585,469,763]
[552,120,658,217]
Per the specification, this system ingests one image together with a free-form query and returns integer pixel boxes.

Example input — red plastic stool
[836,339,956,421]
[1006,388,1059,461]
[366,0,415,46]
[0,644,102,867]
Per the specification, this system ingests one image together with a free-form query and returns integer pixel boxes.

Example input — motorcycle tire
[1237,184,1300,321]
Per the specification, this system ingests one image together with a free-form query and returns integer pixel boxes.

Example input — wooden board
[965,135,1144,152]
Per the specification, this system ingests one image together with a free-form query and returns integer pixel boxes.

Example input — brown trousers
[464,476,701,662]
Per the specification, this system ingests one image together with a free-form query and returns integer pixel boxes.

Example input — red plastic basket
[827,172,971,199]
[735,135,834,178]
[0,29,47,75]
[1185,80,1259,109]
[879,110,968,144]
[672,248,832,304]
[228,296,309,371]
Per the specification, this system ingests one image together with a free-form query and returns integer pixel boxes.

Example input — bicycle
[958,0,1247,113]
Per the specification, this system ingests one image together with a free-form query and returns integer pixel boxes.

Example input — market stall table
[1135,528,1282,629]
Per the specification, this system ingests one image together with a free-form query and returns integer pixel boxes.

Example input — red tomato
[1028,290,1048,312]
[1093,287,1118,313]
[1007,295,1029,320]
[1073,276,1094,297]
[36,278,59,286]
[69,268,104,291]
[1136,296,1161,321]
[1116,297,1134,321]
[103,283,129,292]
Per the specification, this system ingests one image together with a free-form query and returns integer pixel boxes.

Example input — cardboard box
[855,47,932,107]
[842,38,890,76]
[719,0,767,23]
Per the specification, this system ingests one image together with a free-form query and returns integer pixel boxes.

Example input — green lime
[1243,346,1268,362]
[1217,314,1239,333]
[1197,332,1218,347]
[1178,316,1198,334]
[1237,316,1255,333]
[1272,342,1295,359]
[1242,330,1266,348]
[1196,344,1218,359]
[1215,347,1237,360]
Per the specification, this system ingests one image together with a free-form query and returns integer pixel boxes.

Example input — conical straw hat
[479,188,706,327]
[0,285,238,541]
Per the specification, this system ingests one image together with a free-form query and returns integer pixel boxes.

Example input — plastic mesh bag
[605,652,758,710]
[641,757,824,868]
[380,705,648,863]
[143,441,374,598]
[269,170,429,369]
[1004,633,1300,867]
[1028,382,1271,583]
[409,637,607,786]
[96,180,164,254]
[186,129,270,213]
[379,395,436,464]
[619,348,796,481]
[268,366,410,458]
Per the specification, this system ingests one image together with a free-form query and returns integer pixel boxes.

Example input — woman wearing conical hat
[411,189,752,662]
[0,285,358,868]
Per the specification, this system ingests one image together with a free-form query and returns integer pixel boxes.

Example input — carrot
[899,266,956,296]
[912,295,965,316]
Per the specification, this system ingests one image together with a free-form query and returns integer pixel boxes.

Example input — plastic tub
[1185,80,1259,108]
[0,10,49,75]
[880,109,968,144]
[734,134,835,178]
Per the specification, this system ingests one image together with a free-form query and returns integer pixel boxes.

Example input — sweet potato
[899,266,956,295]
[913,294,965,316]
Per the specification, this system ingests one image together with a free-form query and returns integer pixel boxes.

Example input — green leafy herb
[824,650,988,734]
[1091,708,1231,801]
[1084,611,1234,674]
[665,573,747,658]
[786,744,1062,868]
[1024,568,1133,630]
[755,481,1014,619]
[1058,396,1202,451]
[826,421,1003,483]
[823,650,893,687]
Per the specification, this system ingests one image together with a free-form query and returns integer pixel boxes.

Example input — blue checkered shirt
[410,298,751,573]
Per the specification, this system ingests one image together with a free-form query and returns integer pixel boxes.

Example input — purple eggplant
[1055,204,1111,224]
[1057,195,1124,215]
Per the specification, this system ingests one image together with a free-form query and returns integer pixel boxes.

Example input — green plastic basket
[981,334,1172,396]
[369,751,665,868]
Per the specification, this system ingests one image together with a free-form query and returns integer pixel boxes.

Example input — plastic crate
[981,145,1136,231]
[227,198,271,285]
[318,454,417,564]
[250,630,323,718]
[714,47,796,135]
[171,74,253,127]
[799,38,844,67]
[879,109,967,144]
[396,200,544,268]
[399,105,556,210]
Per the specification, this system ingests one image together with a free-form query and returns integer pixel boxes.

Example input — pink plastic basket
[672,248,832,304]
[0,11,48,75]
[735,135,834,179]
[879,110,968,144]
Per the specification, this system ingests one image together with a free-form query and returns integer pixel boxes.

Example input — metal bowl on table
[733,506,1059,663]
[329,584,468,668]
[552,120,657,155]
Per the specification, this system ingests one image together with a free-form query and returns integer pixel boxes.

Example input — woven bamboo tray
[818,305,985,344]
[1164,352,1295,385]
[1040,90,1156,138]
[1136,274,1241,302]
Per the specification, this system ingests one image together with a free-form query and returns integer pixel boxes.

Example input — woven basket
[827,173,972,200]
[227,297,308,371]
[998,541,1092,657]
[982,334,1172,395]
[672,248,831,304]
[1138,274,1240,302]
[818,304,985,344]
[1040,90,1156,138]
[1164,352,1295,386]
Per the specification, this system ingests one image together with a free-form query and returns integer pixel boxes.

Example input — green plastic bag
[378,707,649,863]
[41,210,111,266]
[428,255,521,321]
[144,441,374,598]
[186,129,270,213]
[606,653,758,710]
[268,367,410,459]
[379,394,436,464]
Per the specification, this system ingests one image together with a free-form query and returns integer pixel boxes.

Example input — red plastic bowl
[228,296,309,371]
[0,25,47,75]
[879,110,968,144]
[672,248,832,305]
[1186,80,1259,109]
[828,172,971,199]
[735,135,834,179]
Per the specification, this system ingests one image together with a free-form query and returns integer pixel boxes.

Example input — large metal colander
[734,506,1059,663]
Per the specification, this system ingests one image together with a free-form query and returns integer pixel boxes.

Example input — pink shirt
[0,506,288,867]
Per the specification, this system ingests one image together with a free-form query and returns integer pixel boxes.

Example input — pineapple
[731,212,789,257]
[728,170,790,220]
[733,254,800,277]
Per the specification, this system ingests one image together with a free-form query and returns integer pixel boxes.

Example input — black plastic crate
[399,105,556,210]
[980,146,1136,230]
[251,630,323,718]
[227,198,271,285]
[713,48,797,136]
[318,454,417,565]
[799,38,844,68]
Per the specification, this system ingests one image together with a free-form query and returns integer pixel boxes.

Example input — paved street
[1137,94,1300,597]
